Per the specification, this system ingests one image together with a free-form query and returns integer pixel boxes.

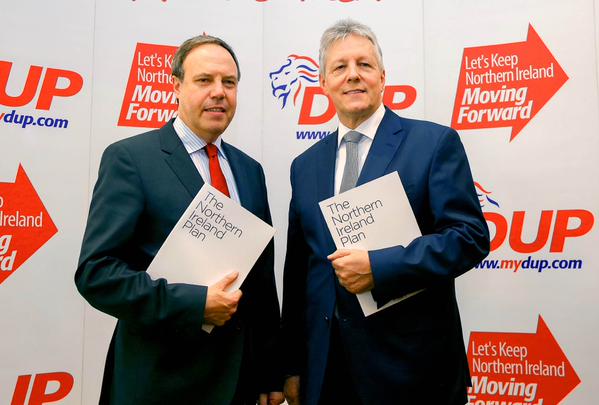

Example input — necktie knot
[343,130,363,144]
[204,143,230,197]
[205,143,218,159]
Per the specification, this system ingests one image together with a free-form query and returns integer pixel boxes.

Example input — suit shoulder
[223,142,263,170]
[399,116,455,136]
[112,127,162,148]
[104,128,163,158]
[291,135,335,167]
[393,115,460,149]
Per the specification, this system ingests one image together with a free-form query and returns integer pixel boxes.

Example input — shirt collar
[173,116,227,158]
[337,103,386,148]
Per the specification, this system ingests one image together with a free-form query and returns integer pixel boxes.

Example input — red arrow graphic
[0,165,57,285]
[467,316,580,404]
[452,24,568,141]
[118,42,178,129]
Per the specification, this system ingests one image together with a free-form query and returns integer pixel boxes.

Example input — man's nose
[211,81,225,98]
[347,63,360,81]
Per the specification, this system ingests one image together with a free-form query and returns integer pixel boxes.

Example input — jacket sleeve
[75,141,206,334]
[370,128,490,304]
[280,159,310,377]
[241,165,284,392]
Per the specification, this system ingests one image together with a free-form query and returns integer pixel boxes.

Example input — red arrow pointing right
[0,165,57,285]
[452,24,568,141]
[468,316,580,404]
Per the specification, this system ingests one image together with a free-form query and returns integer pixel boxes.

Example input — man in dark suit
[281,20,490,405]
[76,35,283,405]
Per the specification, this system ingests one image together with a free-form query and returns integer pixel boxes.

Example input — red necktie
[204,143,230,197]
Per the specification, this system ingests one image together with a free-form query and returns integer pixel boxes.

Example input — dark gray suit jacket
[76,121,280,404]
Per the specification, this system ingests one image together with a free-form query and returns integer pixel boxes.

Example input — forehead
[326,34,377,63]
[183,44,237,76]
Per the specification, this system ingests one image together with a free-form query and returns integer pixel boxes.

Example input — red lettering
[484,212,508,252]
[485,209,595,253]
[0,62,82,110]
[298,87,336,125]
[550,209,594,253]
[10,372,73,405]
[36,68,83,110]
[10,374,31,405]
[298,85,416,125]
[0,62,43,108]
[383,85,417,110]
[509,210,553,253]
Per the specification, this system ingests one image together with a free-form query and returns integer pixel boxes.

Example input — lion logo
[269,54,319,109]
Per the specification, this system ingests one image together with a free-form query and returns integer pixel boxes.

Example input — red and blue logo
[269,54,319,109]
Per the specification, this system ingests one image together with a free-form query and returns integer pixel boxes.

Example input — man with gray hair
[281,19,489,405]
[76,34,283,404]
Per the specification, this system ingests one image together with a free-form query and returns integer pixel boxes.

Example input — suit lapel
[221,142,253,211]
[357,108,405,186]
[160,122,204,198]
[316,131,338,201]
[315,132,339,252]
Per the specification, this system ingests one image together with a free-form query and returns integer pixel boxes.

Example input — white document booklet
[147,183,275,332]
[319,172,424,316]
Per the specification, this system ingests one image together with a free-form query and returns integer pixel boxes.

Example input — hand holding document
[319,172,423,316]
[147,183,275,331]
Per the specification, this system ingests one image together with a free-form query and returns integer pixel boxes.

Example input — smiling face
[320,34,385,129]
[173,43,238,143]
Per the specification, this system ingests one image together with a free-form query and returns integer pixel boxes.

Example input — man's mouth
[344,89,366,95]
[204,106,226,112]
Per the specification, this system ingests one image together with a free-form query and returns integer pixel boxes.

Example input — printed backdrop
[1,1,597,404]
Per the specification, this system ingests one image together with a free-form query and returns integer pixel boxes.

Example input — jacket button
[324,315,330,322]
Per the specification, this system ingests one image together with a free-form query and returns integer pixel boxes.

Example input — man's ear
[173,76,181,96]
[319,74,328,95]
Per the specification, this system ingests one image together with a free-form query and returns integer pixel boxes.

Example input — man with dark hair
[76,34,283,405]
[281,20,490,405]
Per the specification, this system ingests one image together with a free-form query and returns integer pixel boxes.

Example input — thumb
[213,271,239,290]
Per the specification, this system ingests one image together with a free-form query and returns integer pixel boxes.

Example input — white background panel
[0,1,95,404]
[0,1,597,404]
[424,1,598,403]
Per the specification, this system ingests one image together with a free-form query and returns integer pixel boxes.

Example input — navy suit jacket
[76,121,280,404]
[281,108,490,405]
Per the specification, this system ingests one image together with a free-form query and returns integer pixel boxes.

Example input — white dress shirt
[173,117,240,203]
[334,103,386,195]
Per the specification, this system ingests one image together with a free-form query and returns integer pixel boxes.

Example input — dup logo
[268,54,417,139]
[0,61,82,130]
[475,182,594,255]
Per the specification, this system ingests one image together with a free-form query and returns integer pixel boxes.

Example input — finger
[213,271,239,290]
[327,249,352,261]
[229,289,243,304]
[269,392,285,405]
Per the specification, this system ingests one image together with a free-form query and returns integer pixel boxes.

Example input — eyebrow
[191,73,237,81]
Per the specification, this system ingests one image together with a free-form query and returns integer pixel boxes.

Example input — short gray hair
[319,19,384,76]
[172,34,241,81]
